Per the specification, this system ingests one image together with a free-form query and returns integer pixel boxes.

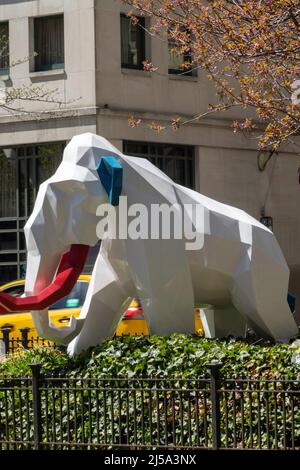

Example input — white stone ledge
[0,75,10,82]
[0,106,98,124]
[29,69,66,80]
[168,74,198,82]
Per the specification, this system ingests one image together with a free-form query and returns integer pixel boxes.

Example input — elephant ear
[96,156,123,206]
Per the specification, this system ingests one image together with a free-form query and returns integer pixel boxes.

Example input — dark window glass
[0,266,17,284]
[25,146,34,157]
[34,15,64,72]
[50,281,89,310]
[19,253,27,262]
[28,159,35,213]
[0,150,16,218]
[84,243,101,274]
[156,157,164,172]
[19,158,27,217]
[121,14,145,69]
[0,22,9,75]
[0,253,18,263]
[1,284,24,296]
[19,219,27,229]
[20,264,26,279]
[187,160,193,188]
[165,159,185,185]
[0,280,89,312]
[0,232,17,251]
[19,232,26,251]
[36,144,62,156]
[123,141,195,188]
[37,153,61,183]
[168,30,194,76]
[0,143,64,283]
[0,221,16,230]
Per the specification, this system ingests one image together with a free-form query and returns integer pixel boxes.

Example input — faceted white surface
[20,133,298,356]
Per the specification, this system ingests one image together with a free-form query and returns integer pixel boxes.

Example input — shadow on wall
[289,265,300,327]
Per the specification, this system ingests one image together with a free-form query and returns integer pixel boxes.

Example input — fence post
[30,363,42,450]
[20,328,30,350]
[1,328,10,354]
[208,362,222,450]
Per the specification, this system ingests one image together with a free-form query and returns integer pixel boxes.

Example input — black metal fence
[0,328,54,354]
[0,364,300,450]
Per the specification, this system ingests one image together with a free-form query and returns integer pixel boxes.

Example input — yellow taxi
[0,276,203,342]
[0,275,90,341]
[118,301,204,336]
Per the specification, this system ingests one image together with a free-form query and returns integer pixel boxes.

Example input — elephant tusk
[30,311,86,345]
[0,244,89,313]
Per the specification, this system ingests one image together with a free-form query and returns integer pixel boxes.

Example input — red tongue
[0,244,89,314]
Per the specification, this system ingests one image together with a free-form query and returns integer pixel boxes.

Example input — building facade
[0,0,300,321]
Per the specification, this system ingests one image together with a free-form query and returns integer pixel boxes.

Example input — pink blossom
[143,61,159,72]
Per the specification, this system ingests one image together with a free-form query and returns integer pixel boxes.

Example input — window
[123,141,195,189]
[0,280,89,311]
[0,22,9,75]
[34,15,64,72]
[121,14,146,69]
[50,281,89,310]
[0,284,24,297]
[168,30,194,76]
[0,144,65,284]
[84,242,101,275]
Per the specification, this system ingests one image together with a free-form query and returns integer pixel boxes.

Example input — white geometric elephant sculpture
[0,133,297,356]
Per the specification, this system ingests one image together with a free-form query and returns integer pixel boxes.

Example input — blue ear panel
[96,156,123,206]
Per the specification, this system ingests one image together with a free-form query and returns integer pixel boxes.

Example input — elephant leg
[140,294,195,336]
[67,252,132,356]
[200,305,248,339]
[231,264,298,341]
[125,238,195,336]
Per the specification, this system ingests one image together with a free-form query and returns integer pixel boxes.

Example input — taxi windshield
[1,281,89,311]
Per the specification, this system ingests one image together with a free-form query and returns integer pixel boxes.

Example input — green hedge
[1,334,300,379]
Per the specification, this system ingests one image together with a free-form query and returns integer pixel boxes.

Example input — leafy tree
[123,0,300,151]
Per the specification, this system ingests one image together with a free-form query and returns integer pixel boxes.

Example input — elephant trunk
[0,245,89,313]
[0,207,89,314]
